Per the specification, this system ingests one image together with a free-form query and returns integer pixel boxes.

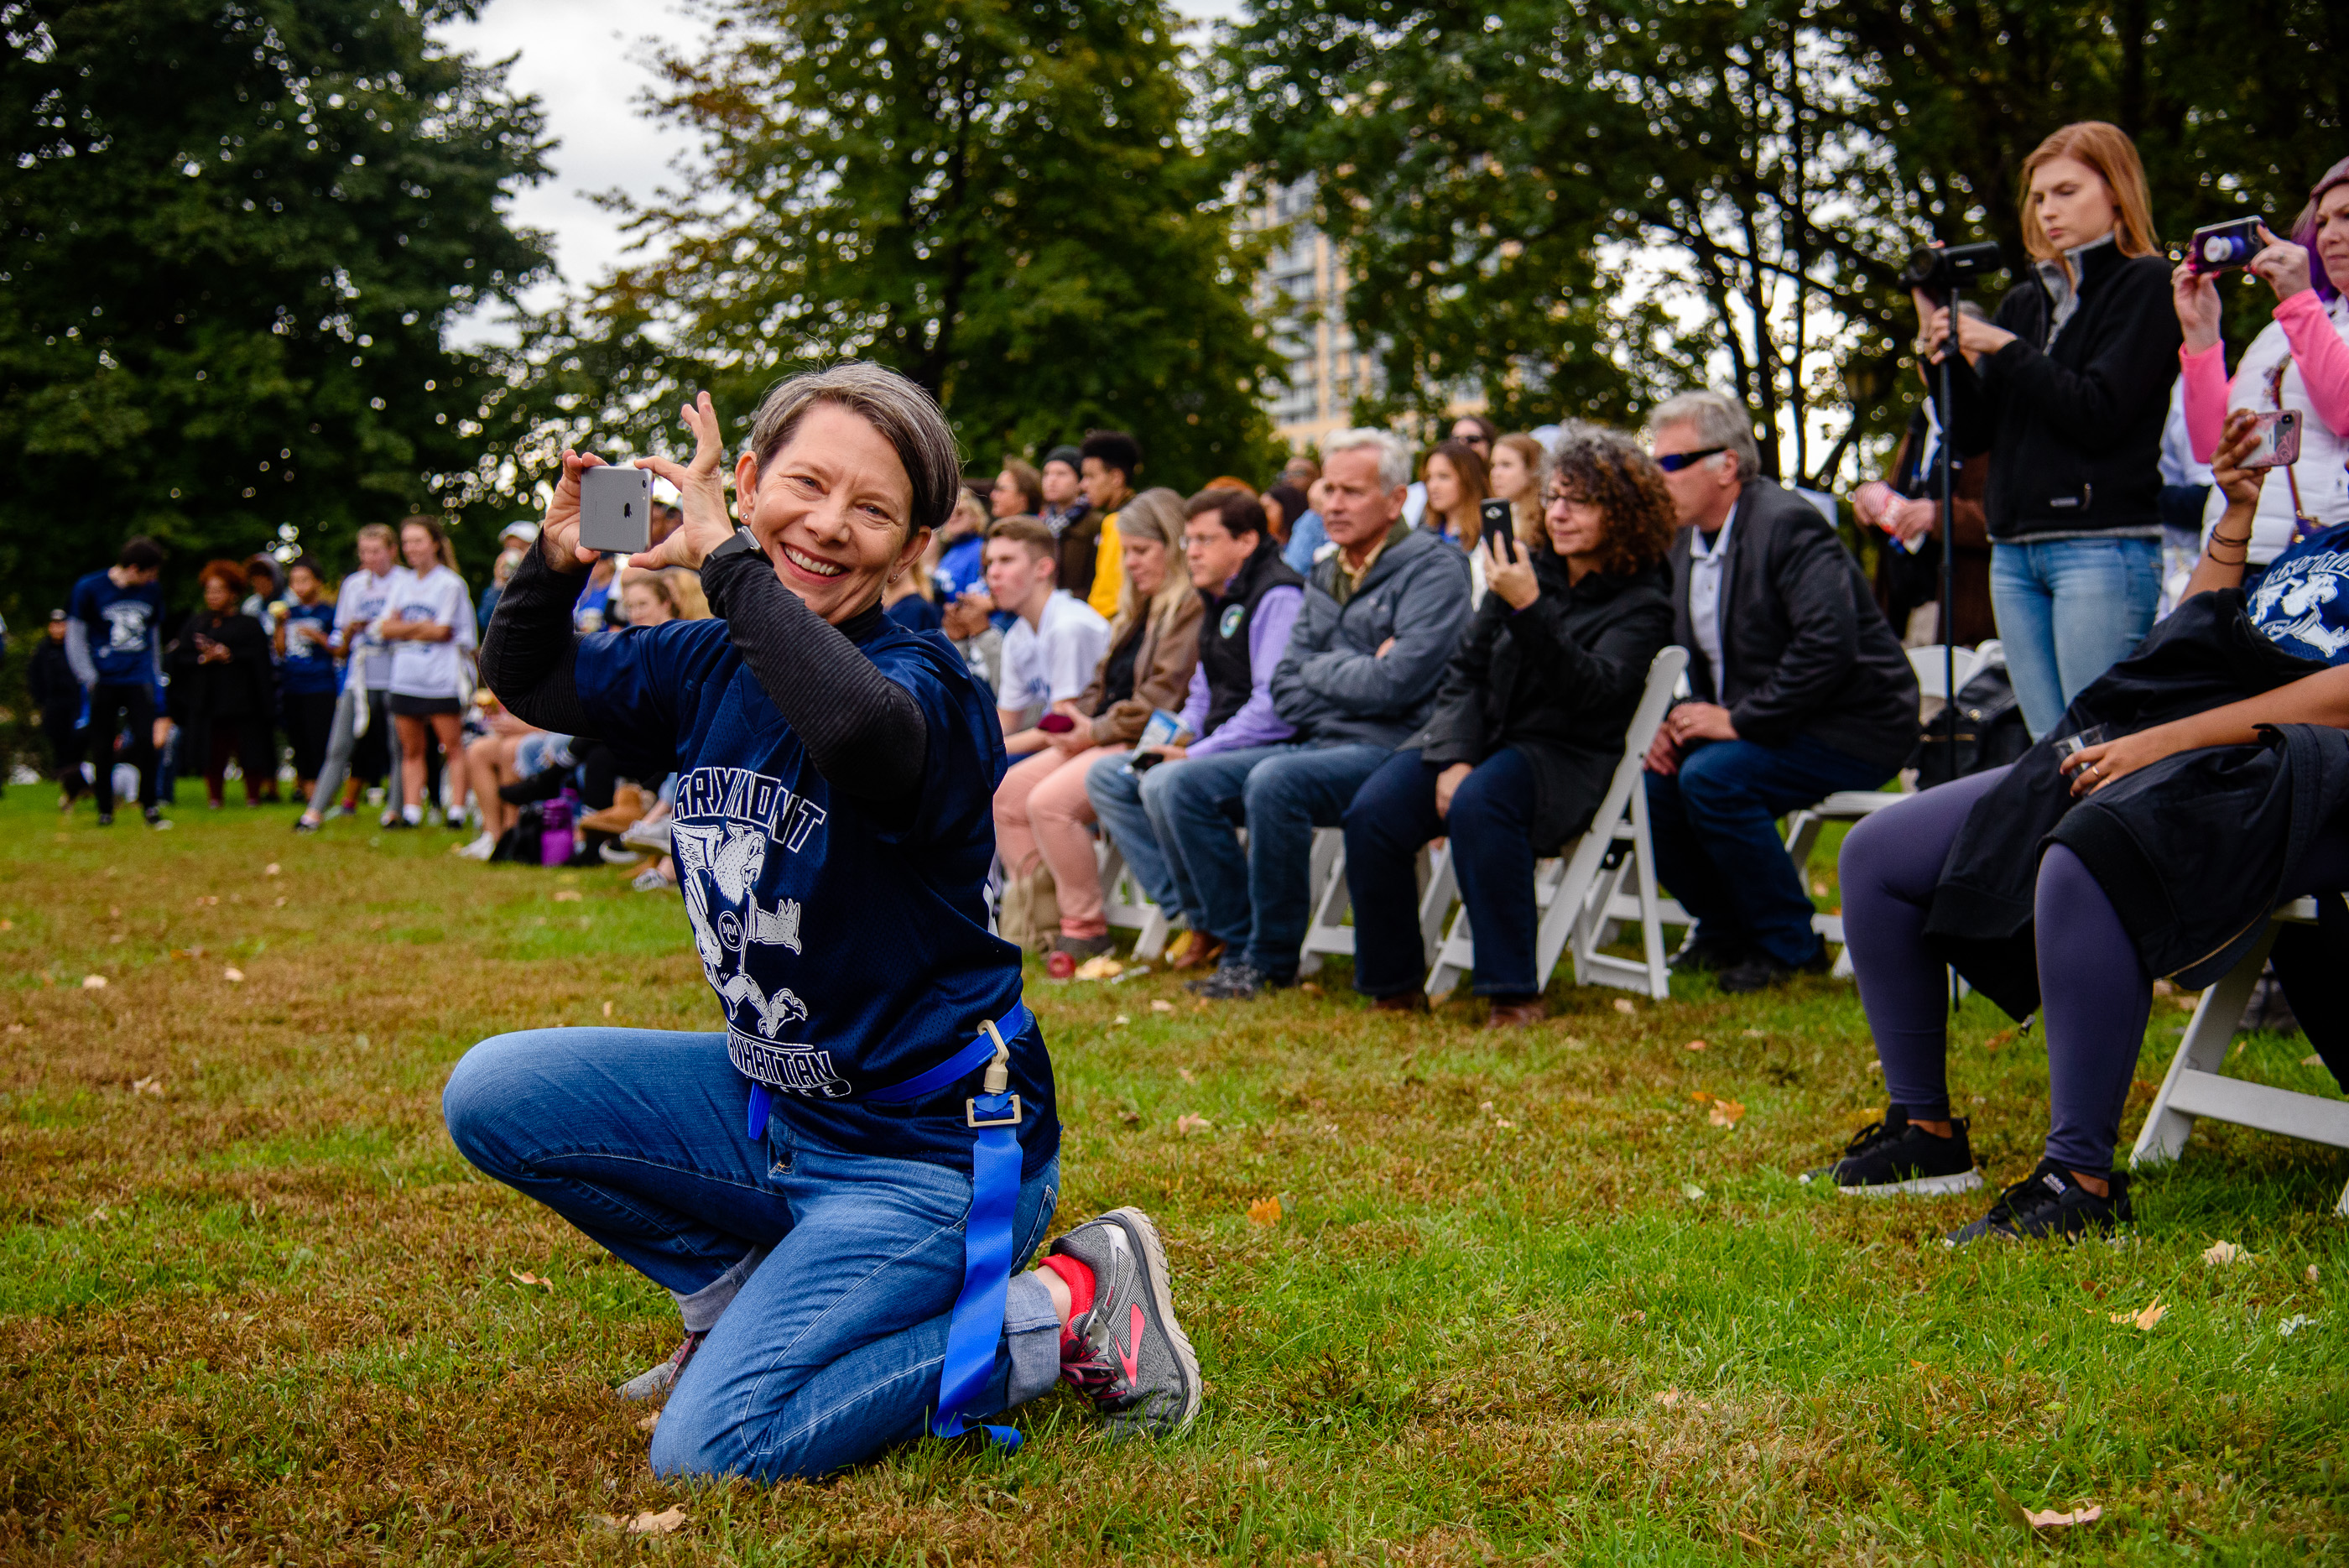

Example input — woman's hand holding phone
[1482,531,1539,609]
[2211,409,2272,508]
[2247,223,2312,303]
[632,391,737,572]
[538,450,612,576]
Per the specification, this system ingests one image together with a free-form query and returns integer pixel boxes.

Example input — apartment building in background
[1253,180,1378,454]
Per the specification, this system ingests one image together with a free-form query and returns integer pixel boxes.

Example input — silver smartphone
[579,464,653,555]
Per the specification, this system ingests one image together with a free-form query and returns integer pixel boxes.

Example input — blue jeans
[1644,734,1891,967]
[1344,748,1541,998]
[1146,742,1391,977]
[1989,537,2162,739]
[1084,752,1185,920]
[442,1027,1064,1482]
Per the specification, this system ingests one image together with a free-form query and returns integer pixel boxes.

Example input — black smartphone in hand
[1480,498,1517,557]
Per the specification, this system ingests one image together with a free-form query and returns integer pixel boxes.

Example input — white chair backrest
[1906,643,1982,702]
[1625,646,1690,758]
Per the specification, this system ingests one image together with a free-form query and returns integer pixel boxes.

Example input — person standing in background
[378,515,474,830]
[30,609,86,811]
[240,554,287,803]
[1077,431,1142,619]
[296,524,405,831]
[1449,415,1498,468]
[169,560,277,810]
[65,536,170,827]
[1487,434,1549,547]
[991,456,1044,521]
[275,555,341,806]
[1930,120,2181,738]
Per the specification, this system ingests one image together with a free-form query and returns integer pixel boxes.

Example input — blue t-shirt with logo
[67,570,164,687]
[2248,523,2349,664]
[279,601,341,695]
[570,613,1055,1173]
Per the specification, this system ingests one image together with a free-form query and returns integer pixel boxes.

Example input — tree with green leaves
[536,0,1282,493]
[0,0,551,621]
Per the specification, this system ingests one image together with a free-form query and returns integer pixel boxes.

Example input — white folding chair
[2131,898,2349,1216]
[1423,647,1689,1003]
[1906,643,1983,703]
[1096,839,1174,960]
[1294,829,1453,977]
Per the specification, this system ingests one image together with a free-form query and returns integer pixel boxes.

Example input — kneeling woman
[443,366,1198,1481]
[1342,425,1675,1025]
[1825,409,2349,1242]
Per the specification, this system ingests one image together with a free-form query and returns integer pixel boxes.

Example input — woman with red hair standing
[168,560,276,808]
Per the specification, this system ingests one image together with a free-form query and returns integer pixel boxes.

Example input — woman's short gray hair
[1320,427,1414,493]
[1644,390,1760,482]
[746,362,962,537]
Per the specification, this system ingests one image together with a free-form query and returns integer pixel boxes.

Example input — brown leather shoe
[1484,998,1546,1029]
[1371,992,1429,1013]
[1164,932,1226,971]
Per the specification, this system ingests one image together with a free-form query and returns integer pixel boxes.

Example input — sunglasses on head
[1654,445,1727,473]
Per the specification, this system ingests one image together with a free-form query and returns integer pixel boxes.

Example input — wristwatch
[704,527,762,567]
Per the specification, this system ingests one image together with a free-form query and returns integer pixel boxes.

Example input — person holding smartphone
[1816,409,2349,1240]
[443,364,1198,1483]
[2175,155,2349,576]
[1343,425,1675,1025]
[1924,121,2183,738]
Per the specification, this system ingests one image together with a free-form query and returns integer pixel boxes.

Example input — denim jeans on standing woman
[1989,537,2162,739]
[442,1026,1065,1481]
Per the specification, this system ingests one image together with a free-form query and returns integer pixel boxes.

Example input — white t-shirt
[997,590,1111,720]
[334,565,402,690]
[386,565,476,699]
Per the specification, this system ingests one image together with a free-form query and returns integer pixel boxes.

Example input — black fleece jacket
[1946,241,2181,540]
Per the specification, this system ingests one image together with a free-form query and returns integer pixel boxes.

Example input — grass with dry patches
[2,784,2345,1564]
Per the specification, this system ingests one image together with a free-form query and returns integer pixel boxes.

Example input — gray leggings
[304,685,403,817]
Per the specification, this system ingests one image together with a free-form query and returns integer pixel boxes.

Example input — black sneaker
[1186,958,1290,1000]
[1800,1107,1983,1196]
[1669,931,1748,973]
[1945,1159,2133,1248]
[615,1329,706,1402]
[1716,942,1832,995]
[95,811,114,827]
[1049,1207,1201,1440]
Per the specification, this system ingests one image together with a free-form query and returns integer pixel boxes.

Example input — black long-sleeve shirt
[479,539,927,800]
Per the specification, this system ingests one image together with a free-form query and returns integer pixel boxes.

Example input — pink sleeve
[2274,290,2349,439]
[2180,340,2231,463]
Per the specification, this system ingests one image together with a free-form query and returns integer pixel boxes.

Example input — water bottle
[539,792,576,867]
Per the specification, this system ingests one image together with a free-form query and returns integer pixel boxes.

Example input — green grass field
[2,783,2344,1564]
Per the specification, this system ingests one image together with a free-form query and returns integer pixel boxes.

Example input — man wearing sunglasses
[1642,391,1919,993]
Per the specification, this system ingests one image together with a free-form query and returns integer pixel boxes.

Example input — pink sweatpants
[994,744,1129,939]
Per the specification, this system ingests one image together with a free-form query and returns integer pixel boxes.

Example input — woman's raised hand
[2211,408,2272,508]
[2171,259,2223,353]
[633,391,739,572]
[1482,531,1539,610]
[2248,223,2313,304]
[536,450,610,576]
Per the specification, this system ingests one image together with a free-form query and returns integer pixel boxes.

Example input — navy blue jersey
[2248,523,2349,665]
[572,614,1055,1173]
[68,570,164,687]
[278,601,341,695]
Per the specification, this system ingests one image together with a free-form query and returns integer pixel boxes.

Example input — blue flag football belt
[737,999,1034,1451]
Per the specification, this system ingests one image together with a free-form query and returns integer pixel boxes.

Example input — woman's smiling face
[737,402,930,625]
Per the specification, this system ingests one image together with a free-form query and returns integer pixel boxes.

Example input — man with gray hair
[1147,426,1473,999]
[1643,390,1919,994]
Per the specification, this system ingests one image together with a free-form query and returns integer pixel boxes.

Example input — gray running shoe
[1049,1207,1201,1440]
[615,1330,705,1402]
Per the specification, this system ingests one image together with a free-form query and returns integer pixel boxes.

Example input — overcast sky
[431,0,1247,345]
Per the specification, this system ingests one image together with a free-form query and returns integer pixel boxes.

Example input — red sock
[1038,1253,1095,1356]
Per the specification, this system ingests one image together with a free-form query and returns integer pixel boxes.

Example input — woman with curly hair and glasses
[1340,425,1677,1026]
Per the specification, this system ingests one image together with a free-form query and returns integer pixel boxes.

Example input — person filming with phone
[1341,425,1675,1026]
[442,364,1200,1485]
[2175,156,2349,576]
[1920,121,2183,739]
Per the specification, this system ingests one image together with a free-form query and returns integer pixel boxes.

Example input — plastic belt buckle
[965,1017,1023,1128]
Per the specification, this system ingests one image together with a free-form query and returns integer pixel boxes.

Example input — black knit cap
[1044,445,1082,472]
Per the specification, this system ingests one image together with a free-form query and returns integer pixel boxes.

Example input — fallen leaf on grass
[1175,1113,1211,1136]
[2169,993,2199,1012]
[1178,1067,1195,1084]
[1982,1029,2016,1051]
[1112,1014,1129,1026]
[1810,879,1830,897]
[130,1076,164,1097]
[0,918,11,930]
[2109,1300,2167,1331]
[509,1268,555,1291]
[2309,1265,2320,1284]
[552,889,583,903]
[1990,1477,2102,1532]
[1612,998,1636,1014]
[5,1024,23,1034]
[636,1412,659,1433]
[1680,1183,1706,1201]
[1742,1027,1765,1038]
[2305,1054,2325,1067]
[81,974,107,989]
[1246,1196,1282,1227]
[2202,1240,2248,1266]
[263,862,281,877]
[1150,999,1174,1013]
[1684,1039,1707,1052]
[273,896,287,907]
[222,967,244,982]
[2153,978,2175,996]
[1688,1090,1712,1103]
[196,895,219,906]
[1299,981,1322,996]
[602,1001,615,1018]
[2279,1313,2315,1338]
[601,1507,687,1536]
[1118,1109,1140,1125]
[1707,1099,1746,1127]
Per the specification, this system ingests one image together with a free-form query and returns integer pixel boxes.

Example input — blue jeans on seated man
[1644,733,1891,969]
[1144,741,1392,979]
[442,1026,1062,1482]
[1084,749,1187,922]
[1344,747,1542,998]
[1989,536,2162,739]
